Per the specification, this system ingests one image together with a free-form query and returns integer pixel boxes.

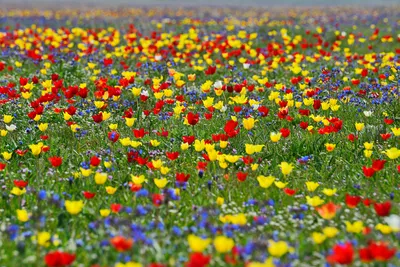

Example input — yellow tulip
[100,209,111,217]
[119,137,132,146]
[306,196,325,207]
[105,186,117,195]
[150,140,160,147]
[187,234,211,252]
[95,172,107,184]
[104,161,112,168]
[65,200,84,215]
[391,127,400,136]
[323,227,339,238]
[355,122,365,131]
[383,147,400,160]
[38,123,48,132]
[268,240,289,258]
[29,143,44,156]
[274,181,288,189]
[305,181,319,192]
[216,197,224,206]
[257,175,275,188]
[154,178,168,189]
[109,124,118,130]
[279,162,294,176]
[311,232,326,244]
[243,117,257,130]
[214,236,234,253]
[11,187,26,196]
[16,209,29,222]
[37,232,51,247]
[363,142,373,150]
[3,115,13,124]
[2,152,12,160]
[345,221,364,233]
[125,117,136,127]
[270,132,282,142]
[181,142,190,150]
[80,168,92,177]
[322,188,337,196]
[219,141,228,149]
[131,174,146,185]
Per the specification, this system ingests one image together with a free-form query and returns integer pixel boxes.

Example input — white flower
[154,54,162,61]
[384,215,400,231]
[5,124,16,131]
[221,105,227,112]
[213,81,223,89]
[363,110,373,117]
[243,63,250,69]
[141,90,149,96]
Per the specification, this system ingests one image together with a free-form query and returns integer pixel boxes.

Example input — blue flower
[136,189,149,198]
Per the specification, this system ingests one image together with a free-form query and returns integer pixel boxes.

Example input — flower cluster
[0,4,399,267]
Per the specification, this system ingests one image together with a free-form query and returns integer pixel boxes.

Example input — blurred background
[0,0,398,7]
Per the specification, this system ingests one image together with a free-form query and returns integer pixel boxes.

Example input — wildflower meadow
[0,4,399,267]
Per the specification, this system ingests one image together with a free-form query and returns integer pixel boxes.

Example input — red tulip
[92,113,103,123]
[299,121,308,129]
[16,149,29,156]
[83,191,96,199]
[176,173,190,183]
[13,180,28,188]
[280,128,290,138]
[187,112,199,126]
[48,156,63,168]
[130,184,142,192]
[236,172,248,182]
[166,152,179,161]
[186,252,211,267]
[383,118,394,125]
[182,135,195,145]
[368,241,396,261]
[361,68,368,77]
[372,159,386,171]
[380,133,391,141]
[224,120,239,138]
[45,251,75,267]
[313,99,321,110]
[152,194,164,207]
[110,203,122,213]
[257,106,269,117]
[107,131,120,143]
[374,201,391,217]
[110,236,133,252]
[133,128,149,138]
[362,166,375,178]
[283,188,296,196]
[0,162,6,171]
[326,242,354,265]
[345,194,361,208]
[347,133,358,142]
[204,65,216,75]
[90,156,101,167]
[358,247,374,263]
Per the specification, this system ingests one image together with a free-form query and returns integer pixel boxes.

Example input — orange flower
[316,202,340,220]
[325,143,336,152]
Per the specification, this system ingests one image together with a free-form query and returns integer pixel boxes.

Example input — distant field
[1,0,399,7]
